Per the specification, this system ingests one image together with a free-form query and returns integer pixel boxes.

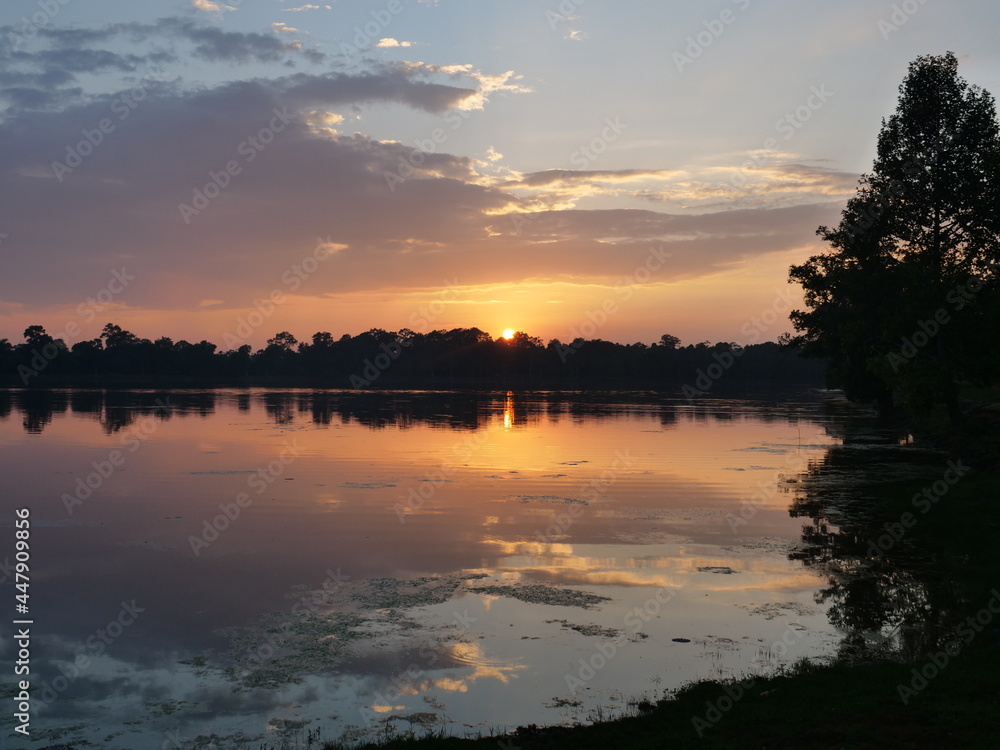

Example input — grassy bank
[333,647,1000,749]
[329,461,1000,749]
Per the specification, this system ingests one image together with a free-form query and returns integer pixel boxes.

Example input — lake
[0,387,934,748]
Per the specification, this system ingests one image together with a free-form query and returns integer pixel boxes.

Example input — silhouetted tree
[658,333,681,349]
[790,52,1000,421]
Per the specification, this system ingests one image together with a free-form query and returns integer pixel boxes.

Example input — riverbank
[336,644,1000,749]
[330,449,1000,749]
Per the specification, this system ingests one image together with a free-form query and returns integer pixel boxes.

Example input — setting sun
[502,328,515,340]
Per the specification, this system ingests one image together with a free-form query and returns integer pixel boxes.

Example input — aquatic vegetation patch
[697,566,739,574]
[356,576,465,610]
[506,494,588,505]
[546,619,622,638]
[470,583,611,608]
[740,601,818,620]
[226,610,369,689]
[216,572,498,690]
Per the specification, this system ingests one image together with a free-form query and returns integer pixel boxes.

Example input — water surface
[0,388,913,747]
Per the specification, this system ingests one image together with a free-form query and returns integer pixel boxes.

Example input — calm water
[0,388,936,747]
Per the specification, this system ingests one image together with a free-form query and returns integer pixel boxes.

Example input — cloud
[375,38,415,48]
[0,25,178,109]
[0,56,523,312]
[3,17,324,80]
[396,62,532,110]
[506,169,678,189]
[632,162,859,210]
[191,0,237,13]
[154,17,323,64]
[0,16,844,341]
[493,169,682,210]
[0,62,841,317]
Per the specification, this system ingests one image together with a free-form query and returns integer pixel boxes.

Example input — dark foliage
[0,323,823,388]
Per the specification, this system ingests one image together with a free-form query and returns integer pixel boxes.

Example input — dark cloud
[277,71,479,113]
[155,17,324,64]
[34,26,121,46]
[0,16,325,111]
[33,48,150,73]
[0,85,82,108]
[29,18,319,64]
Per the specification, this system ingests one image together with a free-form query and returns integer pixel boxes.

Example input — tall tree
[790,52,1000,421]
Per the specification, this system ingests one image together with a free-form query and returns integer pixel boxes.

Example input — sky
[1,0,998,350]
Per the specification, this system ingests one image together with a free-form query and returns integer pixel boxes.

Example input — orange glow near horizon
[0,245,815,351]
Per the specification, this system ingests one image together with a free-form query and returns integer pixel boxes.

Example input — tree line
[1,323,823,389]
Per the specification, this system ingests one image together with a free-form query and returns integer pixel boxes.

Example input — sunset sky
[2,0,998,349]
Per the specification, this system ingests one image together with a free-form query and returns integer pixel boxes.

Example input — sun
[502,328,515,340]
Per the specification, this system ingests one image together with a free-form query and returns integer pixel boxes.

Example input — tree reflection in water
[788,408,971,663]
